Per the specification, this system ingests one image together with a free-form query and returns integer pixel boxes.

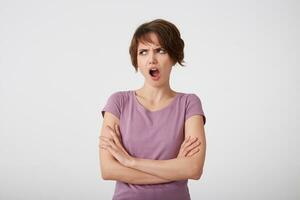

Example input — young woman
[99,19,207,200]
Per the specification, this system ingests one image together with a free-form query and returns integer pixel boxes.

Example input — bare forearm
[102,159,173,185]
[129,157,197,181]
[99,121,204,182]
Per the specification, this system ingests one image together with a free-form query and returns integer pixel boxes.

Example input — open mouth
[149,68,160,78]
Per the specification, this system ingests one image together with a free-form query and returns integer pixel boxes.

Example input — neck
[135,83,176,103]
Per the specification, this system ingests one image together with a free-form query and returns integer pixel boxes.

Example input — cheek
[162,68,172,76]
[137,59,147,75]
[137,57,146,67]
[166,56,174,65]
[137,59,142,67]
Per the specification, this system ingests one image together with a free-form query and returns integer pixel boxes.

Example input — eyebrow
[138,47,163,51]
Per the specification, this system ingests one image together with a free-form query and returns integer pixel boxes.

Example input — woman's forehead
[137,41,161,49]
[138,33,162,48]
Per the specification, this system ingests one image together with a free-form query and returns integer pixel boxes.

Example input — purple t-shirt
[101,90,206,200]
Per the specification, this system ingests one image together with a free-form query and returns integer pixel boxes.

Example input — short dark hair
[129,19,185,72]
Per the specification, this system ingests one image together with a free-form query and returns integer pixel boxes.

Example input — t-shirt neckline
[131,90,180,113]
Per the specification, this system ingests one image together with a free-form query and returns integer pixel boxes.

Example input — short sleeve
[185,93,206,125]
[101,92,122,119]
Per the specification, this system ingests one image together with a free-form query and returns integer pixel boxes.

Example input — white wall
[0,0,299,199]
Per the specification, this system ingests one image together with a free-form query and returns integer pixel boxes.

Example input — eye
[158,48,166,54]
[138,50,147,55]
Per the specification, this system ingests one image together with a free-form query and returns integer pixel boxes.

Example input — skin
[135,32,177,106]
[99,32,206,182]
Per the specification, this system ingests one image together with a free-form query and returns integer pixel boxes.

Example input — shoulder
[101,90,131,119]
[106,90,131,103]
[178,92,203,104]
[178,91,206,124]
[107,90,127,98]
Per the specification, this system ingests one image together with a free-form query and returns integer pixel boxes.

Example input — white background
[0,0,299,199]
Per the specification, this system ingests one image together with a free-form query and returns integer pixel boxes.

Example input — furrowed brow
[138,47,163,51]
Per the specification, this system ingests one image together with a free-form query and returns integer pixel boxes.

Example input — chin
[149,80,167,87]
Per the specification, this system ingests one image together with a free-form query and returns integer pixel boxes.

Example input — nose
[148,51,157,65]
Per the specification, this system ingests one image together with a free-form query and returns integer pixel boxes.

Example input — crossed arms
[98,112,206,184]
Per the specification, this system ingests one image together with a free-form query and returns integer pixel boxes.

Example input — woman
[99,19,206,200]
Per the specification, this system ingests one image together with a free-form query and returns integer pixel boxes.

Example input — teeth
[149,67,159,77]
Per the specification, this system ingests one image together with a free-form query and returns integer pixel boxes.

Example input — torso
[101,90,205,200]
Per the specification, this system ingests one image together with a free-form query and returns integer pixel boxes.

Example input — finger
[99,135,111,140]
[114,124,121,138]
[99,146,107,150]
[100,136,118,150]
[180,136,191,148]
[114,124,124,143]
[182,136,197,149]
[179,136,192,155]
[184,141,201,156]
[106,126,130,157]
[99,136,113,143]
[103,126,114,138]
[99,139,110,149]
[99,135,115,144]
[106,126,118,138]
[111,127,129,155]
[102,143,114,154]
[98,134,112,139]
[99,143,108,149]
[183,141,200,157]
[99,139,111,150]
[102,131,120,147]
[105,125,118,138]
[103,143,120,159]
[186,147,200,157]
[185,140,201,151]
[108,127,123,147]
[105,125,115,133]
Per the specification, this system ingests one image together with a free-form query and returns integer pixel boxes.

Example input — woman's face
[137,32,175,86]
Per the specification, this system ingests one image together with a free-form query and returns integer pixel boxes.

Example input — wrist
[124,156,136,168]
[127,156,137,168]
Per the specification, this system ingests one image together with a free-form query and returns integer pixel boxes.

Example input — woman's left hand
[99,124,134,167]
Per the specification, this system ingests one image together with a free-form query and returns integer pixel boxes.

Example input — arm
[101,157,173,184]
[102,115,206,181]
[99,112,172,184]
[129,115,206,180]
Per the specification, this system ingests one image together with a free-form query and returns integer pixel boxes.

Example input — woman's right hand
[177,136,201,158]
